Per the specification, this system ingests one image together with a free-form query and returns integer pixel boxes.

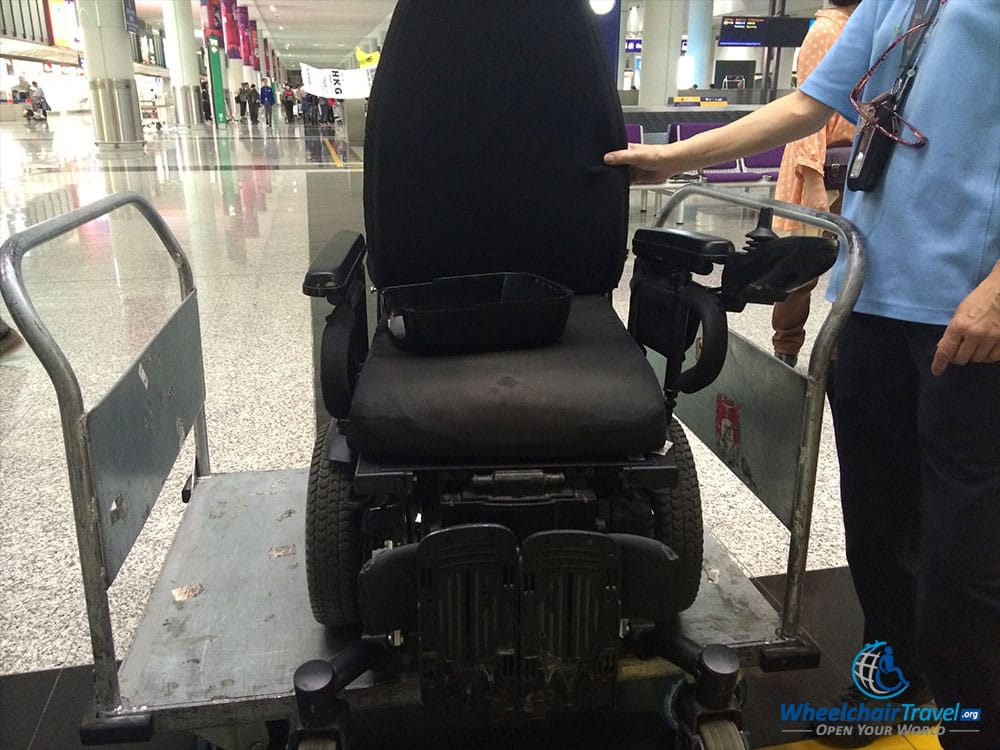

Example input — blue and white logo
[852,641,910,700]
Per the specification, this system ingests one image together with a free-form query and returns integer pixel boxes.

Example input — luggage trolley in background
[140,96,164,132]
[0,188,864,749]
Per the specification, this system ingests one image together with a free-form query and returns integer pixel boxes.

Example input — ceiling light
[590,0,614,14]
[279,25,284,30]
[269,4,276,11]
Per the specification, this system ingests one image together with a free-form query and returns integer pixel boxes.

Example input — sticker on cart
[714,392,758,493]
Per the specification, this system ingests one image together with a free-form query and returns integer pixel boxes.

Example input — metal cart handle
[0,191,210,711]
[0,190,208,474]
[1,192,194,418]
[654,185,866,639]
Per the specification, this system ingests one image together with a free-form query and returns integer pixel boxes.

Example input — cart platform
[116,468,783,735]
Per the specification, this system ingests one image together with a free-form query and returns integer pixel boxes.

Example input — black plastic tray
[382,273,573,354]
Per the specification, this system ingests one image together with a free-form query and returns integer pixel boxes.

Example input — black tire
[651,417,703,611]
[306,420,362,627]
[699,719,750,750]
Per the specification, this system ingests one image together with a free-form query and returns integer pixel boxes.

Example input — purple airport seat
[674,122,724,140]
[743,146,785,180]
[703,166,764,183]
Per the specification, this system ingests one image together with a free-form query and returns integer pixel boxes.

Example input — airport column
[637,0,686,105]
[77,0,143,151]
[222,0,242,120]
[686,0,713,91]
[203,0,228,126]
[248,20,259,85]
[616,3,628,90]
[237,6,254,86]
[160,0,202,127]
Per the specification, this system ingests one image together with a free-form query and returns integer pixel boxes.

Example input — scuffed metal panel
[674,331,807,530]
[116,470,334,726]
[85,292,206,583]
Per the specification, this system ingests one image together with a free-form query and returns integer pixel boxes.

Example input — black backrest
[363,0,629,295]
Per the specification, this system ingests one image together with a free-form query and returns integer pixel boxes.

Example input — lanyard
[893,0,942,101]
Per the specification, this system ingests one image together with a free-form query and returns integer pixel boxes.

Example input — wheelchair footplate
[416,525,621,720]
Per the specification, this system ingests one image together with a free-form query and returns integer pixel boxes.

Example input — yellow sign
[700,97,729,108]
[355,47,381,68]
[673,95,729,108]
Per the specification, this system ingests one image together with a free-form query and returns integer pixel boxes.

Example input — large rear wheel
[614,418,703,613]
[650,417,703,611]
[306,420,362,627]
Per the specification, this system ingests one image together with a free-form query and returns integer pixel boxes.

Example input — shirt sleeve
[800,0,883,124]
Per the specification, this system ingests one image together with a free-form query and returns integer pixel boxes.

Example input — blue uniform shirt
[801,0,1000,325]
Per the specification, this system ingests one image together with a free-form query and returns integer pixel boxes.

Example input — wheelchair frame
[0,187,864,749]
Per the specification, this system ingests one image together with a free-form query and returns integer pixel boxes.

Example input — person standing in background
[200,80,212,121]
[236,82,249,120]
[29,81,47,120]
[247,83,260,125]
[771,0,861,369]
[259,79,275,127]
[282,84,296,123]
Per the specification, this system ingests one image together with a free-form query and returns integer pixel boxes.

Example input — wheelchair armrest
[675,286,728,395]
[632,227,733,276]
[629,258,728,393]
[303,231,367,300]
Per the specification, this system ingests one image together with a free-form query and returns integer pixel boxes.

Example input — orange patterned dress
[773,5,859,232]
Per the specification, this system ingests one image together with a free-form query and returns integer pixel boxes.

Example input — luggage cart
[140,97,164,132]
[0,188,863,749]
[653,185,865,647]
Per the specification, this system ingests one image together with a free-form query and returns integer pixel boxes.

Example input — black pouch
[847,93,898,192]
[824,142,853,191]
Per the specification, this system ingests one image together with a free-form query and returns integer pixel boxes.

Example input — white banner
[300,63,377,100]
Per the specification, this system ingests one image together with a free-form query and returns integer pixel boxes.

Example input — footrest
[519,531,621,715]
[417,524,519,719]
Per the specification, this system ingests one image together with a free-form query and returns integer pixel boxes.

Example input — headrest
[363,0,629,294]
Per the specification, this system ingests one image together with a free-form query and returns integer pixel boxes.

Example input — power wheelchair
[294,2,837,748]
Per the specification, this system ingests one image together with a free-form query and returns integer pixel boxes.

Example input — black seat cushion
[348,296,668,460]
[363,0,629,295]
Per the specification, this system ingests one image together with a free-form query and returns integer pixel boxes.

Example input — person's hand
[604,143,680,185]
[931,268,1000,375]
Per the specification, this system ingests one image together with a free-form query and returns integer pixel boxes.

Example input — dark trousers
[832,313,1000,748]
[263,103,273,125]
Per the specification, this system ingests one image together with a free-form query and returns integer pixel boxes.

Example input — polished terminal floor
[0,114,937,749]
